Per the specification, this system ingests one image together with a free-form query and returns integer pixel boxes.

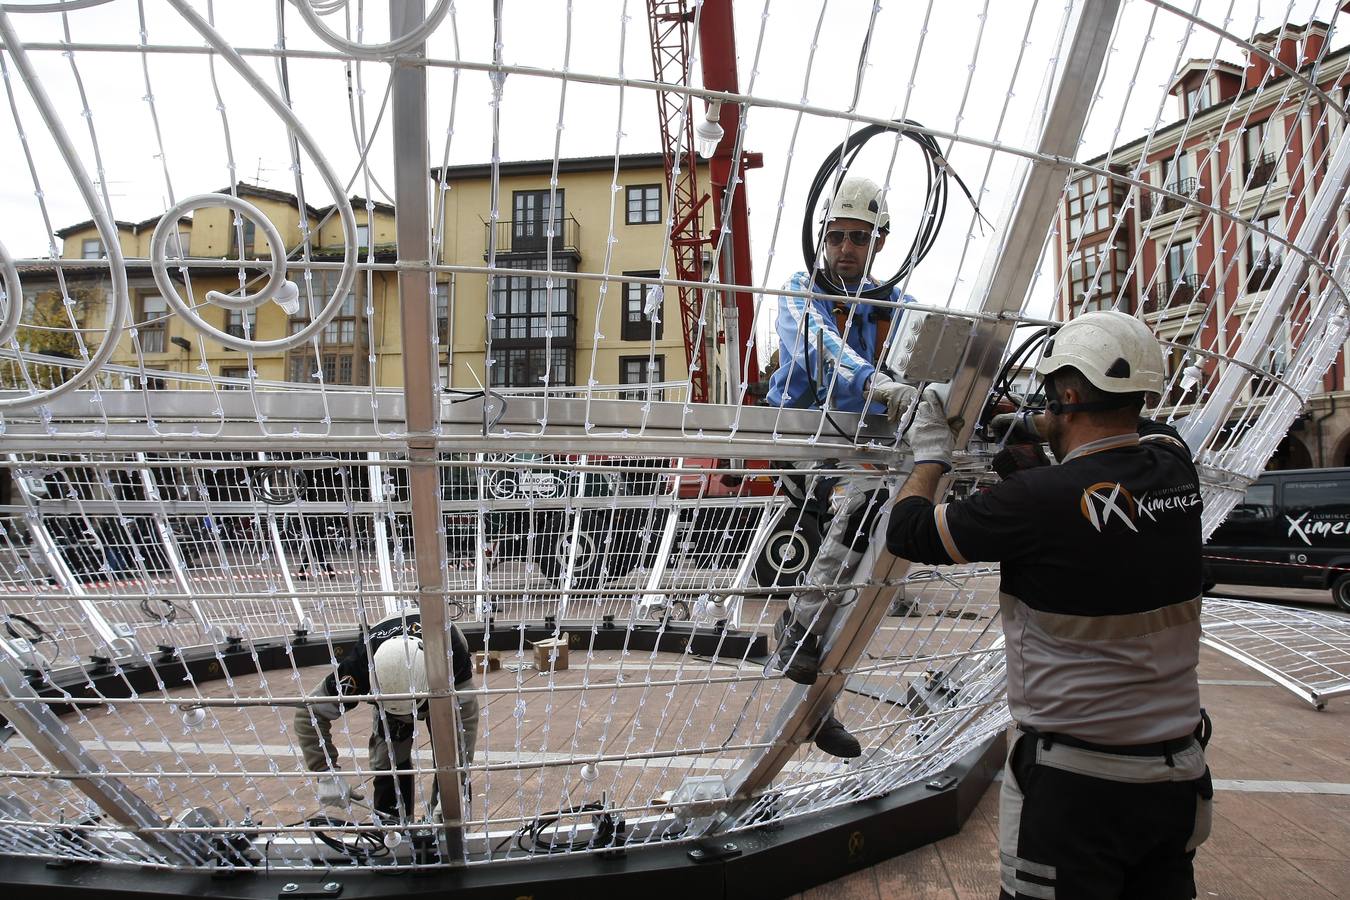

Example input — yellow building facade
[23,154,704,396]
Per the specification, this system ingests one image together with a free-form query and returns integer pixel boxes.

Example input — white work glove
[316,773,364,808]
[907,388,956,471]
[869,374,918,424]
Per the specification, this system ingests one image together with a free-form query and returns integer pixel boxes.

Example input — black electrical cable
[3,613,47,644]
[981,326,1055,427]
[801,118,987,300]
[253,467,308,505]
[289,814,390,859]
[492,802,611,855]
[139,596,179,623]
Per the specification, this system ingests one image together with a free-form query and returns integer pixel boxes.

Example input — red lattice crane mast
[647,0,760,403]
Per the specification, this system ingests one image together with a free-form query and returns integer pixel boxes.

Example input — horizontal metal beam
[0,391,903,461]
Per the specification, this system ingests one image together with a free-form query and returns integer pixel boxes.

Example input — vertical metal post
[390,0,465,860]
[258,453,309,632]
[710,0,1122,829]
[0,648,206,865]
[8,455,127,658]
[366,451,400,618]
[131,451,215,641]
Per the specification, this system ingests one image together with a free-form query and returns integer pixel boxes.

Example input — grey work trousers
[998,729,1212,899]
[785,461,891,636]
[369,688,480,819]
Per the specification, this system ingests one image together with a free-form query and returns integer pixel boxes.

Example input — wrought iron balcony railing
[1141,273,1205,314]
[1243,153,1277,188]
[485,215,582,258]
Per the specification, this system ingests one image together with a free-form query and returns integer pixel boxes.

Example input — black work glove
[992,443,1051,480]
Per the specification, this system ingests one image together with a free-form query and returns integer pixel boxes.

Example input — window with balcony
[1246,212,1283,293]
[1066,245,1129,313]
[620,354,665,400]
[490,257,576,343]
[622,271,663,340]
[1242,119,1276,186]
[139,295,168,353]
[1160,152,1196,212]
[511,190,564,252]
[225,307,257,339]
[1165,239,1196,285]
[1145,238,1202,313]
[626,185,662,225]
[490,346,574,388]
[81,239,104,259]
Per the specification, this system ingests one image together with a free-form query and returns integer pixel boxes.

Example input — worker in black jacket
[294,612,478,820]
[886,311,1212,899]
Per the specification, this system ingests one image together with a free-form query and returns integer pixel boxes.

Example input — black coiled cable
[801,118,986,300]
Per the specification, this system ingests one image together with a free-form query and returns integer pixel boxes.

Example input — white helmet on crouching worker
[823,175,890,232]
[1035,310,1165,411]
[372,636,428,718]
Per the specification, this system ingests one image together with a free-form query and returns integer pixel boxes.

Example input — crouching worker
[295,611,479,820]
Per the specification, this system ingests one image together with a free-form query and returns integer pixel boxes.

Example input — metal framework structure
[0,0,1345,891]
[1201,597,1350,709]
[647,0,714,402]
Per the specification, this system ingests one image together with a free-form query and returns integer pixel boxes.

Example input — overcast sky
[0,0,1343,356]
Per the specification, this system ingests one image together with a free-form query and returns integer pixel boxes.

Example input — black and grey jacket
[887,420,1203,745]
[295,613,473,772]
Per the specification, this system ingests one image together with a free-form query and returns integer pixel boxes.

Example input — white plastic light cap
[1180,363,1203,393]
[580,762,600,783]
[182,707,207,730]
[695,101,724,158]
[272,280,301,316]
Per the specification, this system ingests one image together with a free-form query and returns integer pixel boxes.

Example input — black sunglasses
[823,229,876,247]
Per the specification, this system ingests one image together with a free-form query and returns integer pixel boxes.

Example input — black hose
[493,802,611,854]
[252,467,308,505]
[980,326,1055,427]
[801,118,986,301]
[140,596,179,623]
[3,613,47,644]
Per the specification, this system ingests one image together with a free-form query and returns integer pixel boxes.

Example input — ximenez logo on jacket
[1080,482,1137,533]
[1135,488,1202,521]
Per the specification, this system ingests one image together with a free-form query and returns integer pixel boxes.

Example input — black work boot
[812,713,861,759]
[771,610,820,685]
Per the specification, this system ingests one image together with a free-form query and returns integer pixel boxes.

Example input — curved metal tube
[287,0,454,60]
[165,0,357,354]
[0,7,129,411]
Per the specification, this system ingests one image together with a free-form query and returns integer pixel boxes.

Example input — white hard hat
[1035,310,1166,398]
[372,636,428,717]
[824,175,890,231]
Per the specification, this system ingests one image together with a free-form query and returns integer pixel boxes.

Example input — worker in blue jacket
[764,176,917,758]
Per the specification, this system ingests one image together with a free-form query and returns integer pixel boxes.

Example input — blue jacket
[764,271,907,414]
